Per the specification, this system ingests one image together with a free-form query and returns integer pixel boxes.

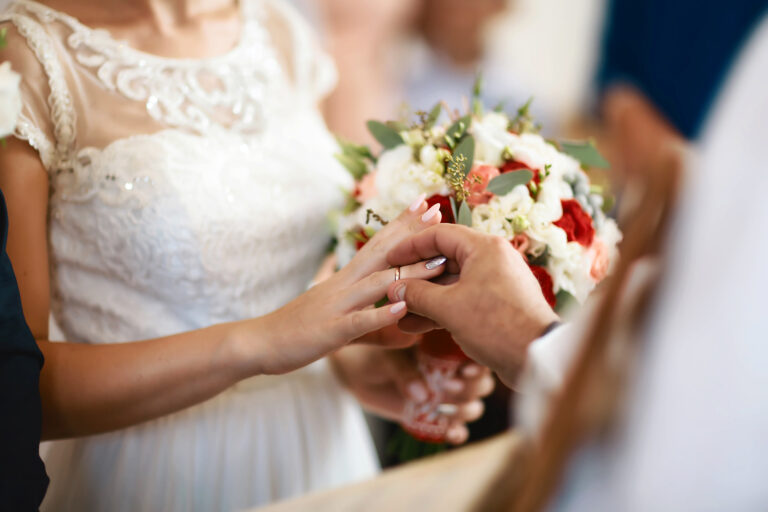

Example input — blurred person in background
[399,0,508,114]
[597,0,768,182]
[305,0,420,144]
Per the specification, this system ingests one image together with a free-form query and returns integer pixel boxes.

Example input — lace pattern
[15,0,286,135]
[4,7,77,169]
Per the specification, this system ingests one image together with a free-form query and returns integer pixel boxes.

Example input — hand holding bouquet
[335,86,622,444]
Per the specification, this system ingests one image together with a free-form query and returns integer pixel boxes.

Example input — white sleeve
[515,323,582,435]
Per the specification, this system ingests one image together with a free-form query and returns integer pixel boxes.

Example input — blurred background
[286,0,766,466]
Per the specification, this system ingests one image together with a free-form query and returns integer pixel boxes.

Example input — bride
[0,0,491,510]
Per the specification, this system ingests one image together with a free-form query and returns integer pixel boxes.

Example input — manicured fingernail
[408,381,429,403]
[443,379,464,393]
[462,364,482,378]
[421,203,441,222]
[436,403,459,416]
[389,301,406,314]
[425,256,447,270]
[409,193,427,212]
[395,284,406,301]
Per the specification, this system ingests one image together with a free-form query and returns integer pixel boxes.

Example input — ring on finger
[393,266,401,282]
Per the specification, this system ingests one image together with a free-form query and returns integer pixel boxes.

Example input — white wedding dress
[1,1,379,510]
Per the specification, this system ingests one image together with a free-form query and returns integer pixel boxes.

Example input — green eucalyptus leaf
[487,169,534,196]
[449,196,459,224]
[425,102,442,129]
[446,114,472,141]
[472,73,484,98]
[367,120,404,149]
[458,201,472,227]
[386,120,410,133]
[453,135,475,179]
[517,97,533,117]
[560,140,610,169]
[336,136,375,162]
[334,153,367,180]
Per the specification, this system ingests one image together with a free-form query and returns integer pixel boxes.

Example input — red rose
[426,194,455,224]
[553,199,595,247]
[528,264,556,308]
[500,160,541,185]
[353,227,371,250]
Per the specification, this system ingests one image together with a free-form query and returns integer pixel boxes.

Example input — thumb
[384,349,430,405]
[387,278,448,324]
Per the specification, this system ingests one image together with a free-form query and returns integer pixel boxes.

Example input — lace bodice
[2,0,352,343]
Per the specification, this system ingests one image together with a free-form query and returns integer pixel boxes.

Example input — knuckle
[349,312,367,334]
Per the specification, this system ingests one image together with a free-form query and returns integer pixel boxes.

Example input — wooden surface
[254,432,521,512]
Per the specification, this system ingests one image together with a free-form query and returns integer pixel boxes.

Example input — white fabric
[1,1,378,510]
[520,14,768,511]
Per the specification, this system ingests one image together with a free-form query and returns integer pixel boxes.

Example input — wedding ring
[393,266,401,282]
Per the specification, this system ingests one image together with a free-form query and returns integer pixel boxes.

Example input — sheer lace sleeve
[0,4,81,179]
[0,19,58,170]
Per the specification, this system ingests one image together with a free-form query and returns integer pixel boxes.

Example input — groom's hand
[386,225,559,388]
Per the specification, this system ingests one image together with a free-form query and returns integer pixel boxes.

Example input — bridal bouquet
[334,84,621,444]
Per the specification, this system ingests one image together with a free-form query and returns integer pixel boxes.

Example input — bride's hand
[331,344,495,445]
[235,197,444,375]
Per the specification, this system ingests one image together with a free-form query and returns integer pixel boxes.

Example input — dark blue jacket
[0,190,48,510]
[597,0,768,138]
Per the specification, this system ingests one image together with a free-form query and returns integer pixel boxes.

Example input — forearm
[38,320,261,440]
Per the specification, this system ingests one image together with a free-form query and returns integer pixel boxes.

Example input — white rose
[419,144,445,175]
[375,144,449,212]
[471,185,533,238]
[504,133,581,179]
[547,242,596,303]
[472,112,516,166]
[0,62,22,138]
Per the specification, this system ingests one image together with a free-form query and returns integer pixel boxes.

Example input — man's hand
[386,225,559,388]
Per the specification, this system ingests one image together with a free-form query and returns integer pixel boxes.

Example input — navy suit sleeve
[0,190,49,510]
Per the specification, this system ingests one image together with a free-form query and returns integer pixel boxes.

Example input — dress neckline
[14,0,254,65]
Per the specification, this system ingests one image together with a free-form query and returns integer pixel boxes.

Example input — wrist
[493,308,559,388]
[221,317,272,380]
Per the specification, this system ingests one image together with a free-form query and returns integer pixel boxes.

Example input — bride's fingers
[344,197,442,283]
[437,401,484,445]
[440,370,495,404]
[343,257,448,311]
[444,422,470,445]
[337,300,408,340]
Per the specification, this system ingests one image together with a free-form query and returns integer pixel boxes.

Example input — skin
[1,0,490,441]
[386,225,560,389]
[601,85,685,185]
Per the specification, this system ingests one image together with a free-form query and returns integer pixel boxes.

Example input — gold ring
[393,266,401,282]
